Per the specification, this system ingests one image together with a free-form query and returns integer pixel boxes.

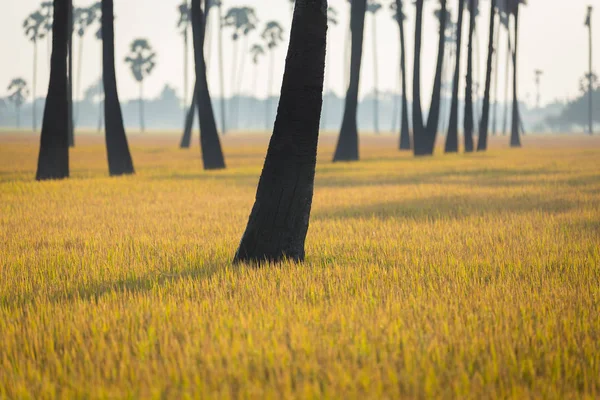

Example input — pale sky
[0,0,598,108]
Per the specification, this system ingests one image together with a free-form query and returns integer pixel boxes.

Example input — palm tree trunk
[423,0,447,155]
[477,0,496,151]
[492,14,501,137]
[33,40,38,132]
[398,0,410,150]
[510,5,521,147]
[234,0,327,264]
[68,1,74,147]
[372,13,379,134]
[36,0,70,181]
[333,0,366,162]
[76,35,84,124]
[17,105,21,129]
[139,82,145,133]
[502,27,511,136]
[235,36,249,130]
[192,0,225,170]
[184,29,189,129]
[217,4,226,135]
[230,39,238,131]
[180,81,198,148]
[445,0,465,153]
[464,0,475,153]
[101,0,135,176]
[588,15,594,135]
[411,0,426,155]
[390,64,399,132]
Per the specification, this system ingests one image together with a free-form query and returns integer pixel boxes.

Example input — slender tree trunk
[266,50,275,131]
[33,40,38,132]
[17,105,21,129]
[235,36,248,130]
[372,13,379,134]
[445,0,465,153]
[423,0,447,155]
[192,0,225,169]
[492,14,501,136]
[217,4,226,134]
[230,39,238,131]
[397,0,410,150]
[412,0,426,155]
[36,0,69,181]
[589,15,594,135]
[184,29,189,129]
[333,0,366,162]
[68,2,74,147]
[510,5,521,147]
[391,64,399,132]
[502,27,511,136]
[234,0,327,264]
[464,0,475,153]
[76,35,84,124]
[139,82,145,133]
[477,0,496,151]
[180,82,198,148]
[102,0,134,176]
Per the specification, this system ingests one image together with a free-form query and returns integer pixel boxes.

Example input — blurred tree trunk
[101,0,135,176]
[477,0,496,151]
[333,0,366,162]
[36,0,70,181]
[464,0,475,153]
[411,0,426,155]
[510,4,521,147]
[191,0,226,169]
[234,0,327,263]
[445,0,465,153]
[68,1,74,147]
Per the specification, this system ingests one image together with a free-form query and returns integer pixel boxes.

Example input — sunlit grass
[1,132,599,398]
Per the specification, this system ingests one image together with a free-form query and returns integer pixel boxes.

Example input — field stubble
[0,133,599,398]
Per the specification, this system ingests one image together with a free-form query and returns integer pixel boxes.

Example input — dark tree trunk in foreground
[412,0,426,156]
[464,0,475,153]
[333,0,366,162]
[234,0,327,264]
[180,81,198,149]
[510,5,521,147]
[445,0,465,153]
[423,0,447,155]
[36,0,70,181]
[68,1,74,148]
[477,0,496,151]
[102,0,135,176]
[396,0,411,150]
[192,0,225,170]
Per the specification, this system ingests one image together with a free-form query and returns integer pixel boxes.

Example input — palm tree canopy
[390,1,407,22]
[367,0,382,14]
[23,11,46,42]
[328,6,339,25]
[7,78,29,107]
[261,21,284,49]
[223,7,259,40]
[177,1,191,34]
[39,2,54,37]
[74,7,96,37]
[250,44,265,64]
[125,39,157,83]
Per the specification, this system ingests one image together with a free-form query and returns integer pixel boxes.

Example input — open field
[1,133,599,398]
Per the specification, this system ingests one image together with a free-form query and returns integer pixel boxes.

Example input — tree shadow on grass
[312,193,581,223]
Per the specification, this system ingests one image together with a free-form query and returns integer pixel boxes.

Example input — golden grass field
[1,132,599,399]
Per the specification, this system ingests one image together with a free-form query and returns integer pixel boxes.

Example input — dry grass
[1,132,599,399]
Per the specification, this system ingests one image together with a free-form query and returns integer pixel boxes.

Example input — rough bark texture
[180,84,197,149]
[36,0,70,181]
[423,0,447,155]
[192,0,226,170]
[234,0,327,264]
[445,0,465,153]
[477,0,496,151]
[102,0,135,176]
[333,0,366,162]
[397,0,411,150]
[412,0,426,156]
[510,5,521,147]
[464,0,475,153]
